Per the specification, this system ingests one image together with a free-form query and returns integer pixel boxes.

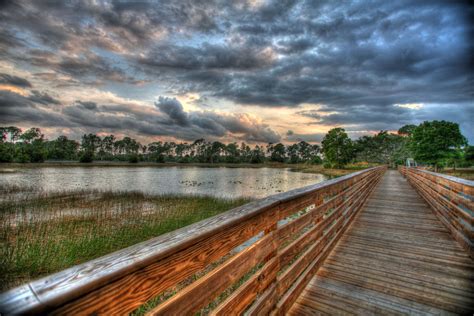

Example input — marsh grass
[0,186,249,291]
[440,168,474,180]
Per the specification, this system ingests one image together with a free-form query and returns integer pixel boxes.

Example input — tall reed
[0,186,249,291]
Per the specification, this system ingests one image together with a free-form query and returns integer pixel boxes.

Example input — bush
[0,142,14,162]
[79,151,94,163]
[310,156,323,164]
[129,154,139,163]
[323,161,333,169]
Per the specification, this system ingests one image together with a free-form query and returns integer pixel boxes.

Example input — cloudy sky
[0,0,472,144]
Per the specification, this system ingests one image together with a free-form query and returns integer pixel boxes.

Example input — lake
[0,166,328,199]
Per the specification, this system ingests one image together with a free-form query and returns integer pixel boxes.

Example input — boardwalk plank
[290,170,474,315]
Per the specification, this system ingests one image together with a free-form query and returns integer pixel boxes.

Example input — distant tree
[1,126,22,142]
[148,141,172,163]
[46,136,79,160]
[464,146,474,166]
[174,143,188,162]
[79,150,94,163]
[0,142,14,162]
[20,128,43,144]
[81,134,101,152]
[128,154,139,163]
[250,145,265,163]
[296,141,321,164]
[0,126,19,162]
[224,143,240,163]
[398,124,417,136]
[15,128,46,162]
[287,143,300,164]
[409,120,467,171]
[267,143,286,162]
[322,128,354,168]
[208,141,225,163]
[354,131,408,166]
[240,142,251,163]
[98,134,115,160]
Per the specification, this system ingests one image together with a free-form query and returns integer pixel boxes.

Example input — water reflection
[1,167,327,199]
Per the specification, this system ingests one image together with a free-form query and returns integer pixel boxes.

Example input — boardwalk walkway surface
[289,170,474,315]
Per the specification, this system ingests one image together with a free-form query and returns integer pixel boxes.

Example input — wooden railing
[399,166,474,258]
[0,166,386,315]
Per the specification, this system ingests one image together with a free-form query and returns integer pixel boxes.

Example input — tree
[224,143,240,163]
[1,126,22,143]
[267,143,286,162]
[46,136,79,160]
[14,128,46,162]
[20,128,43,144]
[80,134,101,162]
[409,120,467,171]
[464,146,474,166]
[250,145,265,163]
[398,124,417,136]
[79,150,94,163]
[81,134,101,152]
[0,126,21,162]
[0,142,14,162]
[98,135,115,160]
[321,128,354,168]
[354,131,408,167]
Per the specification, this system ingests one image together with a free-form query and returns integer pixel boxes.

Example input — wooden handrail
[399,166,474,258]
[0,166,386,315]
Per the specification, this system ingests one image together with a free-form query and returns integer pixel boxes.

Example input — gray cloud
[28,90,60,105]
[0,90,68,126]
[0,73,32,88]
[0,0,472,142]
[76,100,98,110]
[139,43,274,71]
[155,96,190,126]
[0,90,280,143]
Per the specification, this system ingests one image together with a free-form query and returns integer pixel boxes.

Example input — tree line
[321,121,472,170]
[0,120,472,169]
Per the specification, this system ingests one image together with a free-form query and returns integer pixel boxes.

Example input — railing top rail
[402,166,474,188]
[0,166,385,313]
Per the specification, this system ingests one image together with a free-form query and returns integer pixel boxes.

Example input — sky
[0,0,473,144]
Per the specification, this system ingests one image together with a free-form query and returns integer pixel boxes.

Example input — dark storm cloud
[76,101,98,110]
[155,96,190,126]
[139,43,274,71]
[28,90,60,105]
[0,73,32,88]
[0,90,68,126]
[0,0,472,141]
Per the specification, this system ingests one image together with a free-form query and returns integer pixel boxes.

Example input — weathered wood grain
[289,170,474,316]
[0,166,386,315]
[210,257,278,316]
[400,166,473,258]
[147,232,276,315]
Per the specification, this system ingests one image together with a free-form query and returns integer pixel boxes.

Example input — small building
[406,158,417,167]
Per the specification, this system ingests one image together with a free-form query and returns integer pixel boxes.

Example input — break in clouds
[0,0,473,143]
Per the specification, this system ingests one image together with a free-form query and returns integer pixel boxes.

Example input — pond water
[0,166,328,199]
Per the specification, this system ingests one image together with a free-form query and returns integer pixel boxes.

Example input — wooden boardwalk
[2,167,472,315]
[290,170,474,315]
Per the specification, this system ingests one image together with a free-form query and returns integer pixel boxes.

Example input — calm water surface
[1,166,328,199]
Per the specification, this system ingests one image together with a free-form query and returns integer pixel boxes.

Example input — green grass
[0,187,250,292]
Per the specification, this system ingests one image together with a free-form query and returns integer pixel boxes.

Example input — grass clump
[0,187,249,291]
